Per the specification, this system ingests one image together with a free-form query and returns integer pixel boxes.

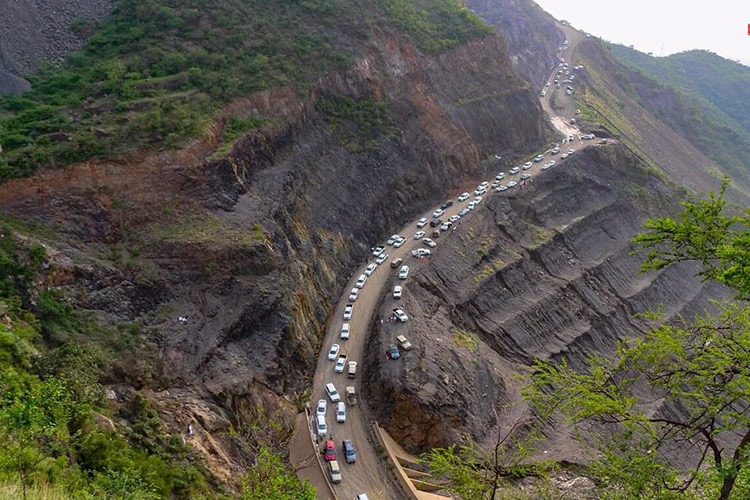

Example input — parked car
[375,252,388,265]
[473,196,482,205]
[479,181,489,189]
[432,229,441,238]
[417,217,428,228]
[473,187,486,196]
[343,304,353,320]
[541,162,552,170]
[328,344,340,361]
[567,148,576,154]
[506,181,518,188]
[561,153,569,159]
[495,172,506,180]
[347,361,357,379]
[340,323,350,340]
[430,218,442,227]
[329,460,342,484]
[548,160,556,167]
[414,231,425,239]
[423,238,437,248]
[316,399,327,417]
[388,344,400,360]
[335,354,348,373]
[449,215,460,223]
[394,309,408,323]
[398,265,409,279]
[348,287,359,302]
[432,208,445,218]
[336,402,347,423]
[411,248,430,258]
[509,167,520,175]
[390,258,403,269]
[317,415,328,436]
[468,201,476,210]
[393,237,406,248]
[440,200,453,209]
[520,173,531,180]
[551,147,560,154]
[458,192,470,202]
[325,383,340,402]
[343,439,357,463]
[440,222,450,231]
[396,335,412,351]
[386,234,400,245]
[534,155,544,162]
[372,246,385,257]
[522,162,532,170]
[393,286,402,299]
[355,274,367,288]
[495,185,508,192]
[364,263,377,276]
[459,208,470,216]
[323,440,336,461]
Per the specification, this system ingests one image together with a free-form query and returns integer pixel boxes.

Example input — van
[316,415,327,436]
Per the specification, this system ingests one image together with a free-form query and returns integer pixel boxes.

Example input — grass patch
[316,96,394,152]
[453,328,479,351]
[473,259,505,283]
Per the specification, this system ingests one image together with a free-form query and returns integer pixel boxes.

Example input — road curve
[295,21,594,500]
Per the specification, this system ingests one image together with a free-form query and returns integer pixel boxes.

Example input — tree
[524,183,750,500]
[240,446,316,500]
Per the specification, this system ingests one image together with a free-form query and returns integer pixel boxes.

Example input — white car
[551,147,560,154]
[432,208,445,218]
[495,185,508,192]
[458,192,470,202]
[468,201,476,210]
[473,187,486,196]
[393,237,406,248]
[376,252,389,265]
[355,274,367,288]
[328,344,340,361]
[534,155,543,162]
[522,162,532,170]
[479,181,489,189]
[343,304,353,320]
[387,234,400,245]
[412,248,431,258]
[372,246,385,257]
[473,196,482,205]
[348,287,359,302]
[567,148,576,154]
[393,285,402,299]
[364,263,377,276]
[336,402,346,423]
[316,415,327,436]
[495,172,505,180]
[520,174,531,180]
[548,160,556,167]
[423,238,437,248]
[561,153,569,159]
[340,323,350,340]
[394,309,408,323]
[449,215,460,223]
[413,231,425,239]
[398,265,409,279]
[335,356,347,373]
[316,399,327,417]
[506,181,518,188]
[325,383,340,403]
[417,217,428,228]
[541,162,552,170]
[509,167,520,175]
[459,208,470,216]
[440,223,450,231]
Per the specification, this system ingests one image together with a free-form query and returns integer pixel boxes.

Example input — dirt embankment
[0,26,546,481]
[364,144,729,459]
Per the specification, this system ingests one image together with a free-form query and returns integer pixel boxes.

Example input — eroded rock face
[364,145,729,456]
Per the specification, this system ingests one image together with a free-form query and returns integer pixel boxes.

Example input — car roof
[326,383,336,390]
[397,335,407,341]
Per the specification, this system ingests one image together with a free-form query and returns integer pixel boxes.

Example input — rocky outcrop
[464,0,564,89]
[364,144,729,457]
[0,0,112,92]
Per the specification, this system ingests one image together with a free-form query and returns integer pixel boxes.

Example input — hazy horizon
[533,0,750,67]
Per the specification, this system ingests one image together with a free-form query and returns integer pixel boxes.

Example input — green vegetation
[0,227,313,499]
[376,0,492,53]
[316,96,394,151]
[0,0,353,180]
[0,0,492,180]
[453,328,478,351]
[524,183,750,500]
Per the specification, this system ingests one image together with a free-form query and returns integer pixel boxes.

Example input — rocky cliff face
[0,24,546,479]
[364,144,729,457]
[464,0,563,89]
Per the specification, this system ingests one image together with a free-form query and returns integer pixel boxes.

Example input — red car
[323,440,336,461]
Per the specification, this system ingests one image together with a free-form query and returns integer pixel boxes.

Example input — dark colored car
[390,257,403,269]
[343,439,357,463]
[440,200,453,209]
[429,218,442,227]
[388,344,400,360]
[323,440,336,461]
[432,229,440,238]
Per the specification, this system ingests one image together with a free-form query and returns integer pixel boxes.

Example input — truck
[346,386,357,406]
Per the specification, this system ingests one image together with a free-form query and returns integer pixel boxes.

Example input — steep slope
[364,144,729,459]
[0,0,546,489]
[464,0,563,89]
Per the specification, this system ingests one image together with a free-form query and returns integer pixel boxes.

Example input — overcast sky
[533,0,750,65]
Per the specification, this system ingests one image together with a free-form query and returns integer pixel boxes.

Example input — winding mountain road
[292,21,591,500]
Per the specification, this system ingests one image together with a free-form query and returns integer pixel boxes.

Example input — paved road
[295,21,594,500]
